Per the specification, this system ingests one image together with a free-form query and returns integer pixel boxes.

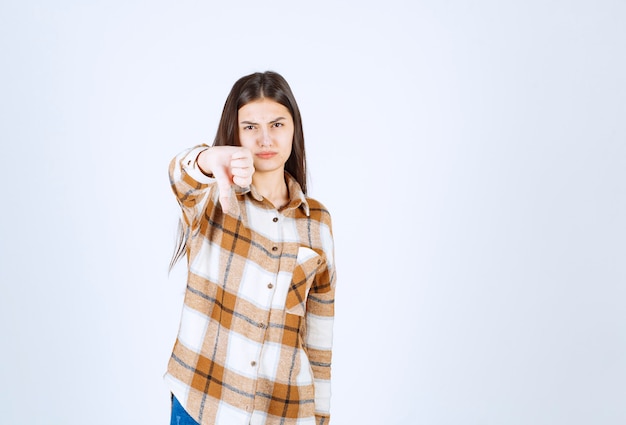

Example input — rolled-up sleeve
[169,145,215,229]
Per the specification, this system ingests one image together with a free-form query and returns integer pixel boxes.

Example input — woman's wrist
[196,147,214,177]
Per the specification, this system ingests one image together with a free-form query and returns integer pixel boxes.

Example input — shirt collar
[231,172,309,217]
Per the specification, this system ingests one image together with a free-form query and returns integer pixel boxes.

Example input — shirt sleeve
[305,216,336,424]
[168,145,216,231]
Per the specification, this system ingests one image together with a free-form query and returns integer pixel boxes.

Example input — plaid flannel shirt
[164,146,336,425]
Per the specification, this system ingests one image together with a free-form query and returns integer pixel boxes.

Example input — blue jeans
[171,395,200,425]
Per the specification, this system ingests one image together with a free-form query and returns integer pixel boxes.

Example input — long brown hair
[170,71,307,270]
[213,70,307,193]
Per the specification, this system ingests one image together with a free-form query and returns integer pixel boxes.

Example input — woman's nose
[259,128,271,146]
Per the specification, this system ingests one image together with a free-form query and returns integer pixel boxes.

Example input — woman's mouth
[256,152,277,159]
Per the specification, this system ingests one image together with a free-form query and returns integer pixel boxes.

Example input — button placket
[270,215,280,253]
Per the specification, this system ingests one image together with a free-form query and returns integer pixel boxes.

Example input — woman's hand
[197,146,255,211]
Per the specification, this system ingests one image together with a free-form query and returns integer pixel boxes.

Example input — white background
[1,1,625,424]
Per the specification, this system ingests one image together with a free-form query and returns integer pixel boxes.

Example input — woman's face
[238,98,294,176]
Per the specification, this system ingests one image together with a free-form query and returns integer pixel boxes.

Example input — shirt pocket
[285,247,324,317]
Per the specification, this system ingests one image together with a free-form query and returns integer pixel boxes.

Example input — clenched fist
[197,146,255,212]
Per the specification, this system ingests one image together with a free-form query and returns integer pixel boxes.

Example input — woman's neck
[252,171,289,209]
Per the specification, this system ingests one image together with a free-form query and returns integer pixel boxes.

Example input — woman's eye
[244,125,254,130]
[273,122,283,128]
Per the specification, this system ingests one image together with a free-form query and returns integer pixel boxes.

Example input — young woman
[165,71,336,425]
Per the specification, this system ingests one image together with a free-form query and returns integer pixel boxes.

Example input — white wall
[1,1,624,424]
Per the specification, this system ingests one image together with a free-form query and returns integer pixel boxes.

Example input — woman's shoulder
[304,195,333,224]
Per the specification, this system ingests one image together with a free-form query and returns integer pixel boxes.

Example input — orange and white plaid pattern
[164,146,336,425]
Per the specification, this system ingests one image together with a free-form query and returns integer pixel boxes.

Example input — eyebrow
[240,117,287,125]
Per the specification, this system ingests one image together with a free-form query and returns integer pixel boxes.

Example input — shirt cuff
[315,413,331,425]
[182,146,214,184]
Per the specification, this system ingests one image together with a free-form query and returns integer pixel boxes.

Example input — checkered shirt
[164,146,336,425]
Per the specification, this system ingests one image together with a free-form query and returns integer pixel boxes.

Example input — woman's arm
[305,217,337,425]
[306,285,335,425]
[169,145,215,231]
[169,145,255,227]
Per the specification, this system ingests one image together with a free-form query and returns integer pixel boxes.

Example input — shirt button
[272,217,278,222]
[267,283,273,289]
[251,361,257,367]
[258,322,265,328]
[272,246,278,252]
